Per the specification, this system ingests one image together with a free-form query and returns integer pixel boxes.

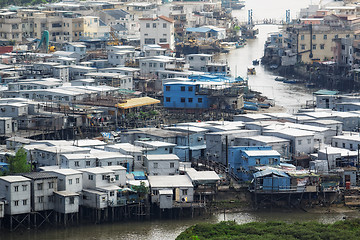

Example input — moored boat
[247,67,256,75]
[275,77,287,82]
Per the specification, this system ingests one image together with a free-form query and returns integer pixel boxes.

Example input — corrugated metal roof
[313,89,339,95]
[116,97,160,109]
[253,169,289,178]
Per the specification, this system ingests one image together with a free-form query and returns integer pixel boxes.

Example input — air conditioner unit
[214,154,219,158]
[109,177,115,183]
[197,137,203,141]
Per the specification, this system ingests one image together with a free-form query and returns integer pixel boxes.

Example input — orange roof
[139,15,175,23]
[159,15,175,23]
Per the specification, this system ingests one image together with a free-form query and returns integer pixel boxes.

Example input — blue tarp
[132,171,146,180]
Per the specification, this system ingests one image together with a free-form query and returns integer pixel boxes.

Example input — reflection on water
[4,210,358,240]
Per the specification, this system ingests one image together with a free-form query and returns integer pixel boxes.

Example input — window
[188,98,193,103]
[154,162,158,168]
[68,179,73,185]
[170,162,175,168]
[307,139,312,144]
[75,161,79,167]
[115,175,119,180]
[298,140,302,145]
[37,183,43,190]
[301,35,304,40]
[38,196,44,203]
[14,200,19,206]
[301,44,305,50]
[188,86,193,91]
[166,97,171,102]
[181,86,185,91]
[269,158,274,165]
[181,98,185,103]
[153,190,159,195]
[320,44,325,50]
[182,189,188,195]
[335,142,338,147]
[255,158,260,164]
[350,144,353,149]
[170,148,173,154]
[198,98,203,103]
[86,161,90,166]
[159,38,167,43]
[108,162,112,166]
[163,23,167,28]
[23,199,27,205]
[69,196,74,204]
[166,86,171,91]
[102,175,106,180]
[343,143,345,148]
[76,178,80,184]
[335,34,338,39]
[89,175,94,180]
[14,186,19,192]
[144,38,155,44]
[312,44,316,50]
[153,23,156,28]
[312,35,316,40]
[22,185,27,191]
[48,182,54,189]
[146,23,150,28]
[323,34,327,40]
[110,191,114,197]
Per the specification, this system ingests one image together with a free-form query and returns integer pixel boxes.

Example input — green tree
[8,148,31,173]
[132,181,149,200]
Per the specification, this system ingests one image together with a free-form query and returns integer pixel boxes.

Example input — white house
[139,15,175,50]
[263,128,315,155]
[21,172,58,212]
[60,154,97,169]
[79,167,116,189]
[331,135,360,151]
[0,117,17,135]
[47,169,83,193]
[0,176,31,215]
[102,166,127,186]
[144,154,180,176]
[54,191,80,214]
[104,143,145,171]
[148,175,194,208]
[134,141,176,155]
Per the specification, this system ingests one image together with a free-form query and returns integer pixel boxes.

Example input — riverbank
[176,218,360,240]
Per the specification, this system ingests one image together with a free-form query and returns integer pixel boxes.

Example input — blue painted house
[252,169,290,191]
[163,82,210,109]
[228,146,281,182]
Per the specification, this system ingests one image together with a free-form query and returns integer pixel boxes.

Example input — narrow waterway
[216,24,315,113]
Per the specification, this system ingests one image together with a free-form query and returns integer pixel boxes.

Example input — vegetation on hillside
[176,219,360,240]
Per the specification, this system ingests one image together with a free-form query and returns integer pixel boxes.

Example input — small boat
[269,64,278,70]
[258,103,271,108]
[247,67,256,75]
[283,79,303,84]
[305,83,316,88]
[243,104,258,111]
[252,59,260,65]
[220,42,237,53]
[275,77,287,82]
[236,42,245,48]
